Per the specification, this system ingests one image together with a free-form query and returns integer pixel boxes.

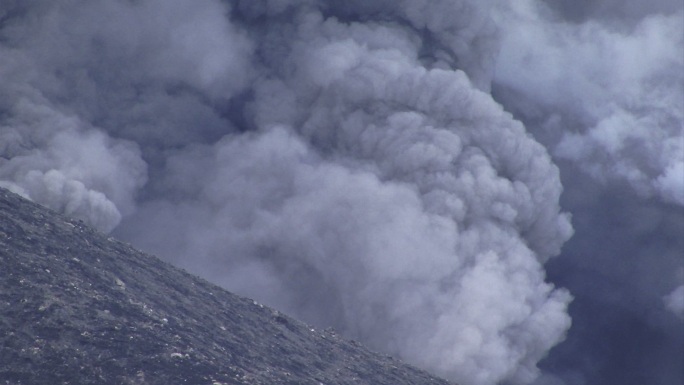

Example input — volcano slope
[0,188,453,385]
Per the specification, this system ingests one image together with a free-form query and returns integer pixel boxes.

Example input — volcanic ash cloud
[0,1,575,384]
[493,1,684,206]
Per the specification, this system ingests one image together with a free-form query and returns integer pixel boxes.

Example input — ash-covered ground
[0,187,454,385]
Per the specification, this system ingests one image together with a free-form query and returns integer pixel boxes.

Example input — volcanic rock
[0,188,454,385]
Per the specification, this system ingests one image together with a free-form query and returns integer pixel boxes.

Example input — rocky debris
[0,187,454,385]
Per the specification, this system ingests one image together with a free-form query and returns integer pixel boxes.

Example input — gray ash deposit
[0,187,453,385]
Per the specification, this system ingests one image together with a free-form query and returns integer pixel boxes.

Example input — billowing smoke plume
[1,1,681,385]
[489,1,684,384]
[0,1,574,384]
[492,0,684,206]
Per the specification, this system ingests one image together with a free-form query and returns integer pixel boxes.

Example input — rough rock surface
[0,188,454,385]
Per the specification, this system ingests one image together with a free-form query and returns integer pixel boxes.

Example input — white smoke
[488,3,684,383]
[492,0,684,206]
[0,96,146,232]
[0,0,256,230]
[664,285,684,319]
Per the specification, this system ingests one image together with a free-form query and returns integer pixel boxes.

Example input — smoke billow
[1,1,681,384]
[664,285,684,319]
[492,0,684,206]
[489,1,684,384]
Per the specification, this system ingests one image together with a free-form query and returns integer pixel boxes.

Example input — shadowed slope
[0,188,453,385]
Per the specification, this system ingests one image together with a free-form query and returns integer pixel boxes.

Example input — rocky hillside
[0,188,454,385]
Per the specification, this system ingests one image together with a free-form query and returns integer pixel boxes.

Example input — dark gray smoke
[1,1,681,384]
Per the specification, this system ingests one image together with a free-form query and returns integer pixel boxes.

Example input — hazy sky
[1,1,682,384]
